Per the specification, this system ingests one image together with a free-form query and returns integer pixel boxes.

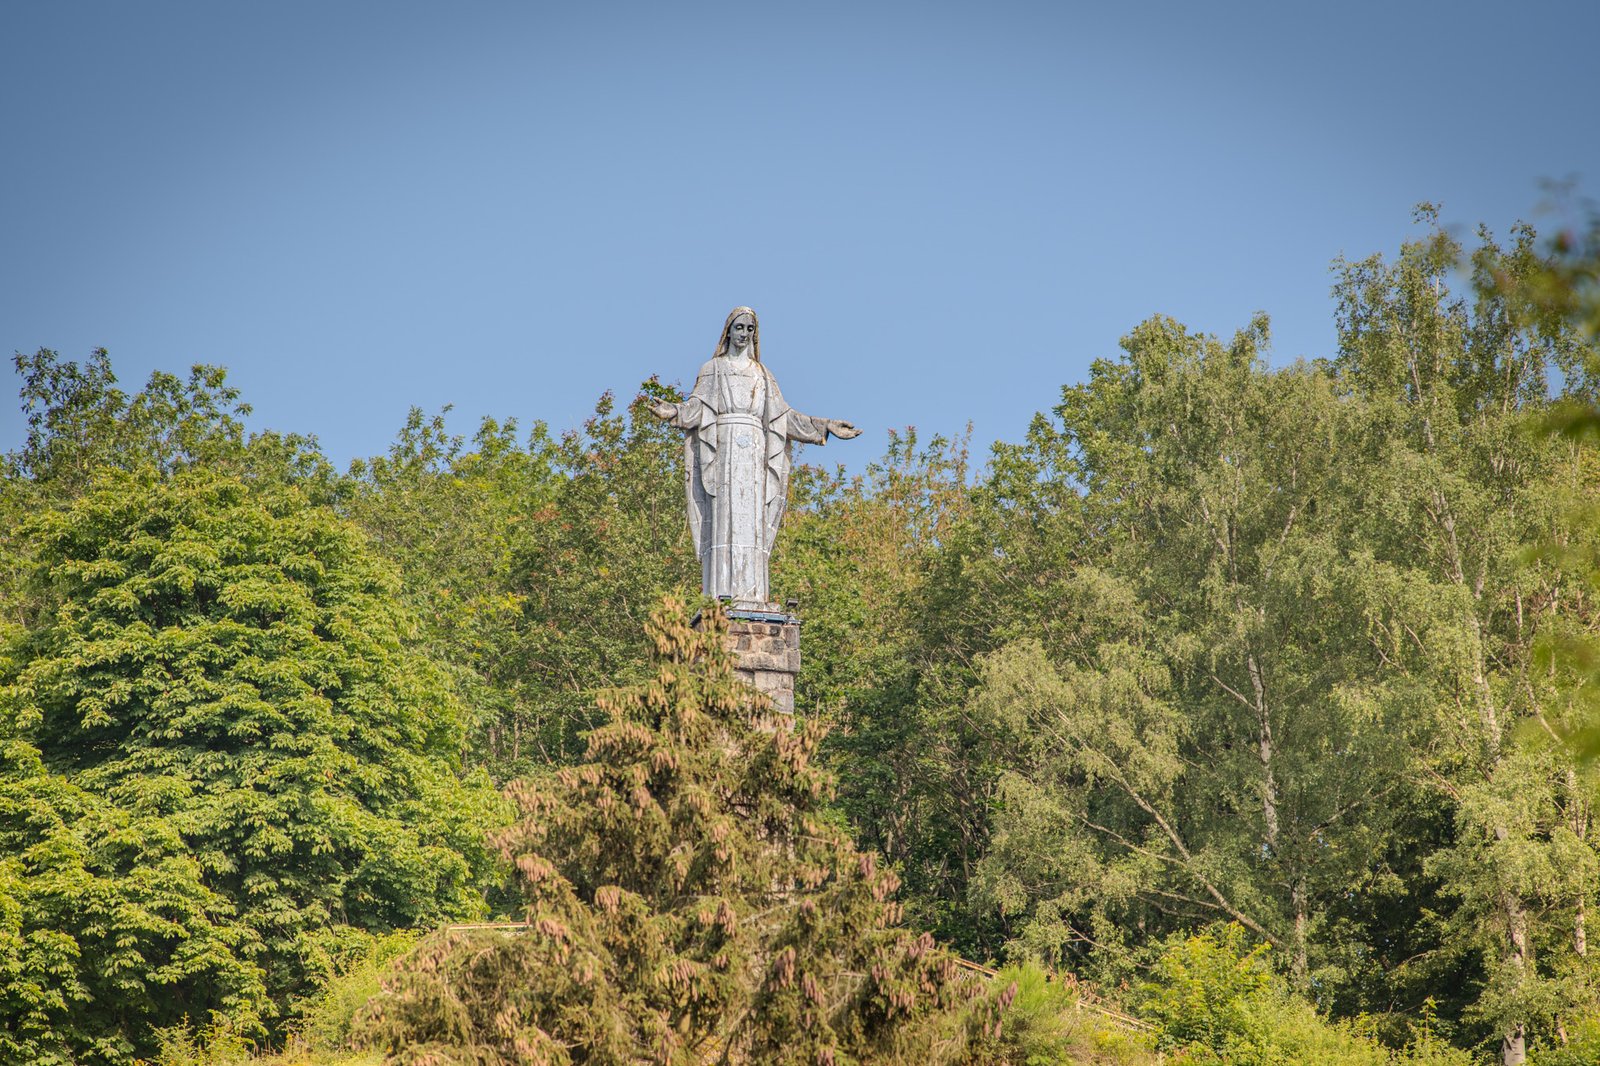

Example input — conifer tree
[357,600,1010,1065]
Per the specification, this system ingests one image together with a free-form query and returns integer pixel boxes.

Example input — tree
[356,600,1010,1065]
[345,384,700,779]
[344,405,562,777]
[1330,213,1600,1062]
[0,464,504,1057]
[0,737,266,1065]
[8,348,336,501]
[968,314,1415,1000]
[775,428,1008,950]
[1478,207,1600,767]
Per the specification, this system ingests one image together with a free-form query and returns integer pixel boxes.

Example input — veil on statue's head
[714,306,761,362]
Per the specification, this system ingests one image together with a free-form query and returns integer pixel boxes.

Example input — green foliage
[1331,214,1599,1060]
[954,215,1600,1064]
[987,963,1157,1065]
[1135,926,1473,1066]
[776,429,1009,950]
[355,600,1008,1065]
[1,417,506,1059]
[149,1016,254,1066]
[1136,926,1284,1056]
[1527,1009,1600,1065]
[1,738,267,1065]
[344,383,699,778]
[9,348,336,500]
[1479,207,1600,778]
[491,385,699,767]
[9,208,1600,1064]
[967,313,1425,1000]
[293,931,421,1055]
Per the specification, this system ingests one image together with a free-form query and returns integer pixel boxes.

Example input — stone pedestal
[696,605,800,714]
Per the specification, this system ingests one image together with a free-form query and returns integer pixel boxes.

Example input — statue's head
[715,307,760,361]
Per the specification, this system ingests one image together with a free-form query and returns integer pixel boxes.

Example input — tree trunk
[1290,879,1309,987]
[1572,768,1589,959]
[1578,896,1588,960]
[1497,826,1530,1066]
[1503,1023,1526,1066]
[1247,652,1280,850]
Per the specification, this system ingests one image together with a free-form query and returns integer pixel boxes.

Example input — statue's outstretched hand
[829,420,862,440]
[650,401,677,422]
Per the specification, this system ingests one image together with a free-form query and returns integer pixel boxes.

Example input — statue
[651,307,860,607]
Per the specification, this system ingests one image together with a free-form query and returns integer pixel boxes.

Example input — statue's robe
[667,356,828,605]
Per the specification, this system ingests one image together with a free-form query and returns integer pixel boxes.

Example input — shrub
[1135,926,1471,1066]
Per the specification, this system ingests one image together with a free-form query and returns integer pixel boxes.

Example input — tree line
[3,211,1599,1064]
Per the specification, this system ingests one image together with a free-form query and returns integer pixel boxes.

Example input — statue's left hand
[829,420,862,440]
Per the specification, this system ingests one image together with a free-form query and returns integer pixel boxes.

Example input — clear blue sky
[4,0,1597,472]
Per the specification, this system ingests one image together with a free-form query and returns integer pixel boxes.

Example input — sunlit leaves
[0,460,503,1059]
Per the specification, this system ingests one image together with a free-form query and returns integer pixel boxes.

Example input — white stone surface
[652,307,859,604]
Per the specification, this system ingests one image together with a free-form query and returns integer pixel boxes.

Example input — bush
[147,1017,253,1066]
[294,931,421,1055]
[1135,926,1472,1066]
[988,962,1158,1065]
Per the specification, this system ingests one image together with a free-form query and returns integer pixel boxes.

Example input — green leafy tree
[968,315,1415,999]
[1478,207,1600,769]
[9,348,336,501]
[0,738,266,1065]
[776,429,1007,948]
[498,386,699,766]
[0,465,504,1057]
[2,347,339,685]
[1329,214,1600,1062]
[344,406,561,776]
[953,217,1600,1061]
[346,384,699,779]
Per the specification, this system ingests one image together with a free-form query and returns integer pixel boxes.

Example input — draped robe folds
[666,356,829,605]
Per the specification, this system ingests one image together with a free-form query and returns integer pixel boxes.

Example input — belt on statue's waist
[721,413,763,450]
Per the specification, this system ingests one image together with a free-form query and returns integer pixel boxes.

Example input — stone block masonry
[693,607,801,715]
[727,615,800,715]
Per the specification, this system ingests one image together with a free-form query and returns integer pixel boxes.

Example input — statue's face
[727,313,755,355]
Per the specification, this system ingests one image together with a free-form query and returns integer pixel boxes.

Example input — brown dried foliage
[354,599,1007,1065]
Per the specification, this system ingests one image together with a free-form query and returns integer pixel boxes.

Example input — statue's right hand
[828,420,863,440]
[650,401,677,421]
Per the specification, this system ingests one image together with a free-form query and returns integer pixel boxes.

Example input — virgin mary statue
[651,307,860,607]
